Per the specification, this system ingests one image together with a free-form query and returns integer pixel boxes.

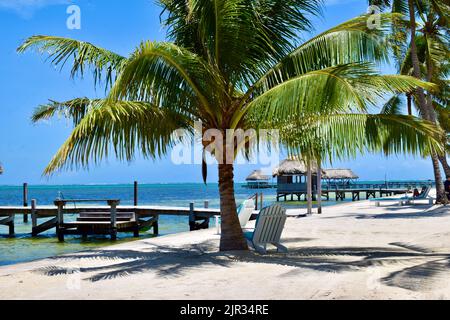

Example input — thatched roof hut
[323,169,359,180]
[273,158,321,177]
[246,170,270,181]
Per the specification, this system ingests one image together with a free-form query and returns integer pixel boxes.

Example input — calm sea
[0,181,430,266]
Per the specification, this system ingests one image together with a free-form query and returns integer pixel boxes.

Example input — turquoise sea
[0,181,431,266]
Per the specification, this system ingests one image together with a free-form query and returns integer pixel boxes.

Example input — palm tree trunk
[218,163,248,251]
[317,162,322,214]
[431,155,446,203]
[408,0,446,203]
[408,0,429,119]
[438,155,450,178]
[306,160,313,215]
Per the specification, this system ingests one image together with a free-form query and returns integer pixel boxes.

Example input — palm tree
[19,1,443,251]
[372,0,449,202]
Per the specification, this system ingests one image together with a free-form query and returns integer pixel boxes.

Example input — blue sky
[0,0,435,185]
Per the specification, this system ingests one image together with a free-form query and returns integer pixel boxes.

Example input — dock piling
[23,183,29,223]
[108,200,120,240]
[31,199,37,232]
[134,181,138,206]
[55,200,65,241]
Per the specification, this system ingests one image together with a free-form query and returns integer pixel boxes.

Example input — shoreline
[1,195,449,300]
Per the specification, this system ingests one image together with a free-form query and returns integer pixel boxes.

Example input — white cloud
[0,0,70,17]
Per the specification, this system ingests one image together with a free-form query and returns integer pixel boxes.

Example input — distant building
[323,169,359,189]
[273,158,322,201]
[245,170,272,189]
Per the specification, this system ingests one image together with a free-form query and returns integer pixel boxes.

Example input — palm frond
[17,35,127,88]
[250,13,397,94]
[381,95,405,115]
[241,63,436,127]
[275,113,444,162]
[108,41,224,122]
[42,99,189,175]
[32,98,95,126]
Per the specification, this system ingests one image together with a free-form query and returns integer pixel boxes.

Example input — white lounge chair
[238,199,256,228]
[215,199,255,234]
[371,187,434,207]
[244,204,288,254]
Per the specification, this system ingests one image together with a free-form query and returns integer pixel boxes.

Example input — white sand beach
[1,192,449,300]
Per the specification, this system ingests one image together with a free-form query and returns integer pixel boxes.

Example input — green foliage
[20,1,445,175]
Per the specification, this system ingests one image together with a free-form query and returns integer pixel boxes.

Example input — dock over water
[0,200,220,240]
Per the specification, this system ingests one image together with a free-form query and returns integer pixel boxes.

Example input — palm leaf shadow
[34,239,450,291]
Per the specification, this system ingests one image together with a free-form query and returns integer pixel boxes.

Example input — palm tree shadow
[34,239,450,292]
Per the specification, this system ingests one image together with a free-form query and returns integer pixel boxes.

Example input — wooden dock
[277,188,409,202]
[0,199,220,240]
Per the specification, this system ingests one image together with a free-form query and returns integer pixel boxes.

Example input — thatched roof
[323,169,359,180]
[246,170,270,181]
[273,158,321,177]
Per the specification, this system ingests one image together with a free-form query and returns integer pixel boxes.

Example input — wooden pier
[0,199,220,240]
[276,188,409,202]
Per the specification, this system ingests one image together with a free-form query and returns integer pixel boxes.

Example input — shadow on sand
[33,236,450,292]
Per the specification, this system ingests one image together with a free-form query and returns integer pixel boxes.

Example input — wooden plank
[32,217,57,236]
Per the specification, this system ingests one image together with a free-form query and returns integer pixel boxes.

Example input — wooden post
[134,181,138,206]
[153,216,159,236]
[307,160,313,215]
[204,201,209,209]
[55,200,65,242]
[255,193,259,210]
[23,183,29,223]
[8,216,14,237]
[108,200,120,240]
[31,199,37,235]
[189,202,196,231]
[260,193,264,210]
[317,162,322,214]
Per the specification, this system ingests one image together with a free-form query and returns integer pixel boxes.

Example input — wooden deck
[0,200,221,240]
[277,188,409,202]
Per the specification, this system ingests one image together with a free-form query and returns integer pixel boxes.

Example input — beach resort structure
[323,169,359,189]
[273,158,320,201]
[244,170,273,189]
[273,158,428,202]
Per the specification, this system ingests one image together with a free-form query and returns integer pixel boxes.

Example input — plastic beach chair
[371,186,434,207]
[215,199,256,234]
[243,204,288,254]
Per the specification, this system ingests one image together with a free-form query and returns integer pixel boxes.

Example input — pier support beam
[134,181,138,206]
[23,183,29,223]
[108,200,120,241]
[0,216,15,237]
[55,200,65,242]
[189,203,210,231]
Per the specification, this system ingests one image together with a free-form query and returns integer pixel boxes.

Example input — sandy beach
[1,192,449,300]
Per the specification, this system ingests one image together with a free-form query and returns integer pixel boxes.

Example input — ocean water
[0,181,431,266]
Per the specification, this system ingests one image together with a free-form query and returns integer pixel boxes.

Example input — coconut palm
[371,0,449,202]
[19,0,443,251]
[372,0,449,201]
